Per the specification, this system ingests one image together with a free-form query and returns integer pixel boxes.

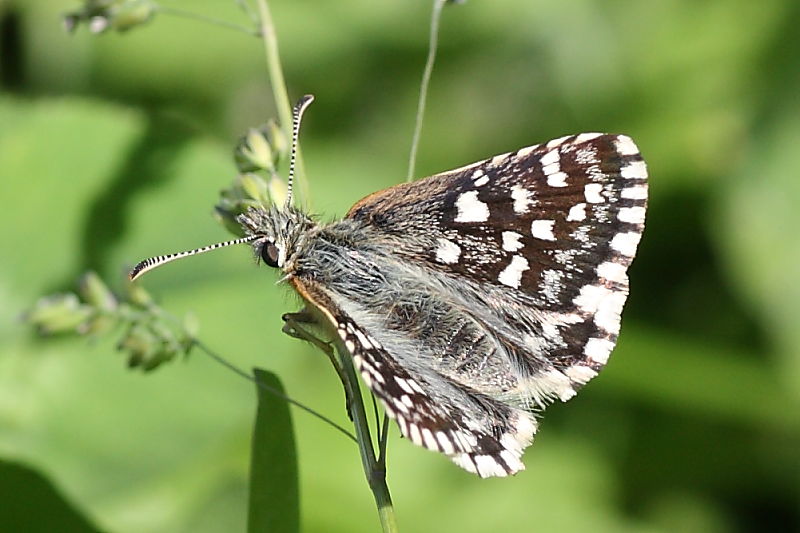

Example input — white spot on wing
[393,398,409,414]
[566,203,587,222]
[473,175,489,187]
[408,379,425,394]
[575,132,603,143]
[597,261,628,284]
[395,377,414,394]
[621,160,647,180]
[584,337,615,364]
[436,431,455,454]
[501,231,524,252]
[516,144,538,157]
[542,162,560,176]
[409,424,423,446]
[564,365,598,383]
[435,238,461,264]
[530,219,556,241]
[454,190,490,222]
[618,206,646,224]
[574,284,613,314]
[422,428,438,450]
[540,149,559,166]
[610,231,642,257]
[500,450,524,473]
[524,369,576,404]
[452,454,479,474]
[491,152,511,166]
[547,171,568,187]
[615,135,640,156]
[584,183,604,203]
[360,368,372,387]
[546,135,570,149]
[621,185,648,200]
[574,283,626,334]
[511,185,534,214]
[498,255,530,288]
[474,455,508,477]
[354,329,373,350]
[594,290,626,335]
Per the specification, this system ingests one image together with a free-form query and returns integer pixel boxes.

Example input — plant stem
[234,0,259,25]
[253,0,291,134]
[337,345,399,533]
[190,338,358,443]
[253,0,311,207]
[406,0,447,182]
[156,5,258,36]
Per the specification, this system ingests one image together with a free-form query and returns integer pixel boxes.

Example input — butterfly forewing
[346,133,647,378]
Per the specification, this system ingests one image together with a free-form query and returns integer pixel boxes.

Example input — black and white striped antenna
[129,94,315,282]
[129,235,258,281]
[285,94,314,209]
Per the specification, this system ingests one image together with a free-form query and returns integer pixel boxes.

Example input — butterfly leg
[281,310,354,420]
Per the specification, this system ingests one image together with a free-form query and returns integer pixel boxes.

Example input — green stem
[253,0,311,207]
[253,0,291,134]
[378,413,390,468]
[155,5,258,36]
[195,339,356,442]
[234,0,258,25]
[337,345,399,533]
[406,0,447,182]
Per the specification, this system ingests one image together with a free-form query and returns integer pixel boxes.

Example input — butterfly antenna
[129,235,259,281]
[285,94,315,209]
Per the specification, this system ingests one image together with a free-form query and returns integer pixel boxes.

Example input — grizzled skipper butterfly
[131,95,647,477]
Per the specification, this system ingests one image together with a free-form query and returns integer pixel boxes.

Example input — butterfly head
[129,95,316,282]
[237,205,316,271]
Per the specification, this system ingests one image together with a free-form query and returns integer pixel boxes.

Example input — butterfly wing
[345,133,647,388]
[290,275,537,477]
[294,133,647,476]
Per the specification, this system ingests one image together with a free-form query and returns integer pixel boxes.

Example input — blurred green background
[1,0,798,531]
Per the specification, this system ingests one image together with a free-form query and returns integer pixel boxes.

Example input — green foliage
[248,369,298,533]
[26,272,195,371]
[64,0,157,34]
[1,1,798,532]
[217,120,289,235]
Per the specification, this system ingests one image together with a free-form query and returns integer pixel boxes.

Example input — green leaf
[248,369,299,533]
[0,459,102,533]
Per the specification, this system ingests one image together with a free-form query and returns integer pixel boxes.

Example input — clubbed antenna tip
[285,94,315,209]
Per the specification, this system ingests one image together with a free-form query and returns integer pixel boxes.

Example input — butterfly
[131,95,648,477]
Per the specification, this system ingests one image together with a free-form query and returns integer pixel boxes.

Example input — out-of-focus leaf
[78,271,117,311]
[716,106,800,401]
[0,460,102,533]
[26,294,94,335]
[63,0,156,34]
[248,369,299,533]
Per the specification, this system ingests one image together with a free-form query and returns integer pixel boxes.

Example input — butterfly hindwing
[291,276,538,477]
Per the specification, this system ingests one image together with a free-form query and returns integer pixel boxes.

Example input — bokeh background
[1,1,798,532]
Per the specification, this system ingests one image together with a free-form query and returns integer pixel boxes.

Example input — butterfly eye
[261,243,280,267]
